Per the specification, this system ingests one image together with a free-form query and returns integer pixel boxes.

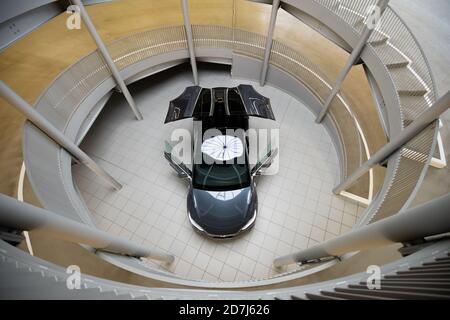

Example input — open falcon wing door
[165,85,275,122]
[236,84,275,120]
[164,86,202,123]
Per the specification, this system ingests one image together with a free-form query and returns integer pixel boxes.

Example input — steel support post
[0,80,122,190]
[260,0,281,86]
[0,194,174,263]
[334,91,450,194]
[274,193,450,267]
[72,0,143,120]
[316,0,390,123]
[181,0,199,85]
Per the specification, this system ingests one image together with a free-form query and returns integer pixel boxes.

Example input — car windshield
[193,162,250,191]
[193,134,250,191]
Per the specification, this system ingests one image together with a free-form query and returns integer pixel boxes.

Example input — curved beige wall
[0,0,385,199]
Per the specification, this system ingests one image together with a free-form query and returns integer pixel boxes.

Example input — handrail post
[333,91,450,194]
[72,0,143,120]
[181,0,199,85]
[0,194,174,263]
[316,0,390,123]
[0,80,122,190]
[273,193,450,267]
[260,0,280,86]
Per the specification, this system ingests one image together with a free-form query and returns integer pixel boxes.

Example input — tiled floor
[73,64,365,283]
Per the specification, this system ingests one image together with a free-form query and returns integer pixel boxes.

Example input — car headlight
[188,213,205,232]
[242,209,257,230]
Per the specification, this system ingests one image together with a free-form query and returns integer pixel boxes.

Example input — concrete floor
[0,0,386,201]
[60,0,450,286]
[73,63,365,282]
[3,0,447,288]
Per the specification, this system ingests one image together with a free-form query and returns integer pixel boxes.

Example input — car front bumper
[187,209,257,239]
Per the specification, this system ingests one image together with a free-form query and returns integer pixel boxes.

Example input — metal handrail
[306,0,438,225]
[21,1,438,283]
[333,91,450,194]
[274,193,450,267]
[388,5,437,98]
[23,25,372,284]
[267,38,372,199]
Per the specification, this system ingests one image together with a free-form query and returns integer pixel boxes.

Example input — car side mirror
[251,147,278,177]
[252,170,263,177]
[164,151,192,180]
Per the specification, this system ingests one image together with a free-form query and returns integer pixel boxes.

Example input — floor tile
[73,67,362,282]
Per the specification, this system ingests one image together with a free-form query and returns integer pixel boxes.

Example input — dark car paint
[187,183,258,238]
[164,85,275,238]
[164,85,275,123]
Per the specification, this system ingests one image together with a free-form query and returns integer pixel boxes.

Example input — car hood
[188,186,256,236]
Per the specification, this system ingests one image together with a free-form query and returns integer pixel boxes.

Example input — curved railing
[315,0,436,106]
[2,237,449,299]
[313,0,436,126]
[307,0,438,223]
[24,24,370,286]
[20,0,439,286]
[191,23,371,197]
[364,5,438,222]
[370,6,436,108]
[107,26,188,70]
[106,25,372,217]
[268,39,371,199]
[34,26,189,133]
[314,0,436,95]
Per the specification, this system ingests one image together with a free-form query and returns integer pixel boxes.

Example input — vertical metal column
[72,0,143,120]
[181,0,199,85]
[0,194,174,263]
[316,0,390,123]
[333,90,450,194]
[260,0,280,86]
[274,193,450,267]
[0,80,122,190]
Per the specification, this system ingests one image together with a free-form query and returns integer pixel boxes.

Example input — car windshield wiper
[201,161,216,189]
[231,164,243,187]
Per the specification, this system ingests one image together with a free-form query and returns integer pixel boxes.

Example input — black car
[164,85,277,238]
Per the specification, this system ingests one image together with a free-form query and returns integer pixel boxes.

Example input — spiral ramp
[0,0,449,299]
